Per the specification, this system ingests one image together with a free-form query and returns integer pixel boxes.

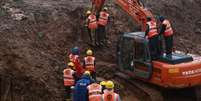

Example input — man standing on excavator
[97,7,110,46]
[159,16,174,57]
[145,17,160,60]
[86,10,98,46]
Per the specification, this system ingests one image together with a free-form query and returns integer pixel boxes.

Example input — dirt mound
[0,0,201,101]
[0,0,88,100]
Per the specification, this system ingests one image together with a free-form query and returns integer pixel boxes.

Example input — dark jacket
[73,75,92,101]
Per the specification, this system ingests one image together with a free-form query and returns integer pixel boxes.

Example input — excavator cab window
[117,32,152,80]
[118,37,134,71]
[133,38,152,80]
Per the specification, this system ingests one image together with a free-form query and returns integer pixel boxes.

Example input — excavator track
[115,72,163,101]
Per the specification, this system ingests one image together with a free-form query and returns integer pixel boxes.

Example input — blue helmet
[159,16,165,22]
[71,46,80,55]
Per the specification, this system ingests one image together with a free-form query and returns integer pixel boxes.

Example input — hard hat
[103,7,108,11]
[159,16,165,22]
[84,71,91,76]
[86,10,91,15]
[106,81,114,89]
[100,81,107,86]
[68,62,75,69]
[72,46,80,55]
[86,49,93,56]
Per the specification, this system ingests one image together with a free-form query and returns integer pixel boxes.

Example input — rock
[12,13,27,21]
[195,28,201,34]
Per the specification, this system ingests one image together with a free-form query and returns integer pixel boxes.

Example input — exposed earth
[0,0,201,101]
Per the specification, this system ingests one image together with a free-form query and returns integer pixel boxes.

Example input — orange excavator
[92,0,201,89]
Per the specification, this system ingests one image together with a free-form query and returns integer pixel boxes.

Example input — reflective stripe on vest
[69,54,79,63]
[102,91,119,101]
[88,14,98,29]
[88,83,102,94]
[98,11,109,26]
[147,21,158,38]
[84,56,95,71]
[63,69,75,86]
[162,20,173,37]
[88,83,102,101]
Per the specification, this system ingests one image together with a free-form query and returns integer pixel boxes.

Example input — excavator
[114,0,201,88]
[91,0,201,100]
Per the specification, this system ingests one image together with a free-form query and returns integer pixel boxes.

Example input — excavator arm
[115,0,154,31]
[91,0,154,31]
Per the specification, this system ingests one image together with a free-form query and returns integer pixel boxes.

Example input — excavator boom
[115,0,154,31]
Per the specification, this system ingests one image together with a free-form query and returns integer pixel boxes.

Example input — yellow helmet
[68,62,75,69]
[100,81,107,86]
[86,10,91,15]
[103,7,108,11]
[106,81,114,89]
[84,71,91,76]
[86,49,93,56]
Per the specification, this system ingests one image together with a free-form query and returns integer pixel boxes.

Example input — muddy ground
[0,0,201,101]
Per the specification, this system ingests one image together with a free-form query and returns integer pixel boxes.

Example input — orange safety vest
[146,21,158,38]
[63,68,75,86]
[162,19,173,37]
[69,54,79,63]
[102,90,120,101]
[87,83,102,101]
[88,14,98,29]
[98,11,109,26]
[84,56,95,72]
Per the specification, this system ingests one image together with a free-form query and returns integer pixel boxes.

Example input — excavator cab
[117,32,152,80]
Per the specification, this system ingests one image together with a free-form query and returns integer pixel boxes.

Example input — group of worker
[145,16,174,60]
[85,6,110,47]
[63,46,121,101]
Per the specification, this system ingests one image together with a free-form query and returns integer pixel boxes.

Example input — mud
[0,0,201,101]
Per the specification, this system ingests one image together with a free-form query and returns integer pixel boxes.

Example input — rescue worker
[159,16,174,57]
[69,46,83,80]
[100,81,107,93]
[86,11,98,46]
[87,82,102,101]
[83,49,96,81]
[102,81,121,101]
[145,17,160,60]
[97,7,109,46]
[63,62,76,101]
[73,71,93,101]
[85,11,93,45]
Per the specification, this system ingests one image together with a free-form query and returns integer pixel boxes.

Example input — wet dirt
[0,0,201,101]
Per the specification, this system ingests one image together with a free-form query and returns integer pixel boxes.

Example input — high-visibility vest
[102,90,120,101]
[87,83,102,101]
[84,56,95,72]
[98,11,109,26]
[63,68,75,86]
[162,19,173,37]
[69,54,79,63]
[88,14,98,29]
[146,21,158,38]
